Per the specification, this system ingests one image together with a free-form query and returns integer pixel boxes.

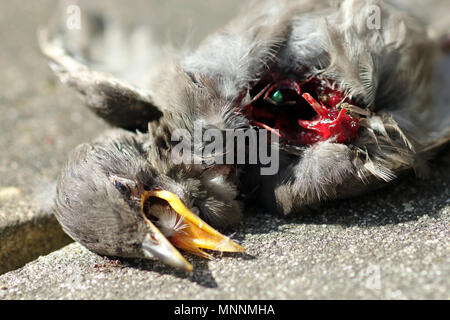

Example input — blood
[244,75,360,145]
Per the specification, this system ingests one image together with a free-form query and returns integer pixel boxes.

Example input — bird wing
[38,6,162,131]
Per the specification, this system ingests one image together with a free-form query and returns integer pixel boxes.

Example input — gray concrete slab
[0,0,449,299]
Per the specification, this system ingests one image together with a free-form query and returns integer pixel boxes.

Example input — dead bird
[39,0,450,271]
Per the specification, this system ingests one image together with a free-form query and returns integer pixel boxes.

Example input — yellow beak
[140,190,245,271]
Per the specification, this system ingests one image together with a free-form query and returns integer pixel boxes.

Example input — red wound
[244,76,360,146]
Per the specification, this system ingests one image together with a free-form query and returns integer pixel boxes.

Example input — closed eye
[109,175,139,199]
[114,180,130,195]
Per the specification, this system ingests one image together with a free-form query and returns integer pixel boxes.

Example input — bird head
[55,130,244,271]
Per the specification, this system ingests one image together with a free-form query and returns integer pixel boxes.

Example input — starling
[39,0,450,271]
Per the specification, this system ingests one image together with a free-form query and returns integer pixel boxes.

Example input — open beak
[140,190,245,271]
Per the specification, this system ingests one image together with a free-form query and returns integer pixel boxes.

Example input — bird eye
[109,175,139,199]
[114,180,130,195]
